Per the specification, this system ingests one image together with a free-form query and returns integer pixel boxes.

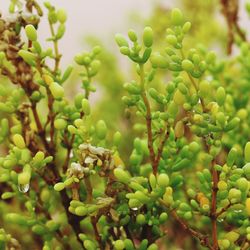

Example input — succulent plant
[0,1,250,250]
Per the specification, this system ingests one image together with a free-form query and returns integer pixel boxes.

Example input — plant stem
[159,199,212,249]
[49,22,61,73]
[139,64,156,174]
[211,159,219,250]
[84,176,93,203]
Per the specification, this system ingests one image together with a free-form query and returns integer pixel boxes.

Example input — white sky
[0,0,249,67]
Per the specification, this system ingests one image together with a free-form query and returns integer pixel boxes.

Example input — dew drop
[18,183,30,193]
[131,207,139,211]
[218,218,224,223]
[234,210,242,213]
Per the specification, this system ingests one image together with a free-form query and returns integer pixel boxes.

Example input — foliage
[0,1,250,250]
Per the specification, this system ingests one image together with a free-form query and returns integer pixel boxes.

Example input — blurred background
[0,0,249,67]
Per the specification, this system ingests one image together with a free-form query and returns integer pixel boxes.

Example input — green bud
[218,180,228,190]
[244,142,250,162]
[224,117,240,131]
[13,134,26,149]
[134,191,150,203]
[157,173,169,188]
[218,239,230,249]
[189,142,200,153]
[206,51,216,64]
[179,202,191,211]
[216,112,226,127]
[114,168,131,184]
[18,172,30,185]
[236,178,248,191]
[32,225,46,235]
[115,34,129,47]
[199,80,211,97]
[128,29,137,42]
[147,243,158,250]
[57,9,67,23]
[18,50,37,66]
[49,82,64,99]
[182,59,194,72]
[75,206,87,216]
[54,119,67,130]
[1,192,15,199]
[182,22,191,33]
[128,198,141,209]
[120,46,130,56]
[81,99,91,115]
[6,213,27,226]
[136,214,146,225]
[123,82,141,95]
[61,65,73,83]
[216,87,226,106]
[74,54,85,65]
[90,60,101,75]
[1,118,9,137]
[159,212,168,223]
[184,211,192,220]
[74,93,85,109]
[150,53,169,68]
[149,173,157,189]
[54,182,65,192]
[40,188,50,203]
[123,239,134,250]
[56,24,66,40]
[243,163,250,177]
[114,131,122,147]
[25,25,37,42]
[175,120,184,138]
[114,240,125,250]
[178,83,188,95]
[227,148,237,167]
[93,46,101,55]
[225,231,239,243]
[168,101,179,117]
[228,188,241,201]
[172,158,190,172]
[143,26,153,47]
[46,220,60,232]
[171,8,183,26]
[166,35,177,46]
[96,120,107,140]
[84,240,96,250]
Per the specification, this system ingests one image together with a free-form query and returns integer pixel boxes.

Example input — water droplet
[218,218,224,223]
[131,207,139,211]
[18,184,30,193]
[234,210,242,213]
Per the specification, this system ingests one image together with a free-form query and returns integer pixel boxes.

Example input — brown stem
[216,202,232,218]
[72,183,80,200]
[31,103,50,150]
[139,64,156,173]
[159,199,212,249]
[46,88,55,153]
[220,0,247,54]
[63,134,75,173]
[84,177,93,203]
[210,160,219,250]
[154,127,169,171]
[91,217,103,250]
[60,189,84,247]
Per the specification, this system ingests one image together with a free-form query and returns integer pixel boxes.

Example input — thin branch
[159,199,213,249]
[210,159,219,250]
[139,64,156,173]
